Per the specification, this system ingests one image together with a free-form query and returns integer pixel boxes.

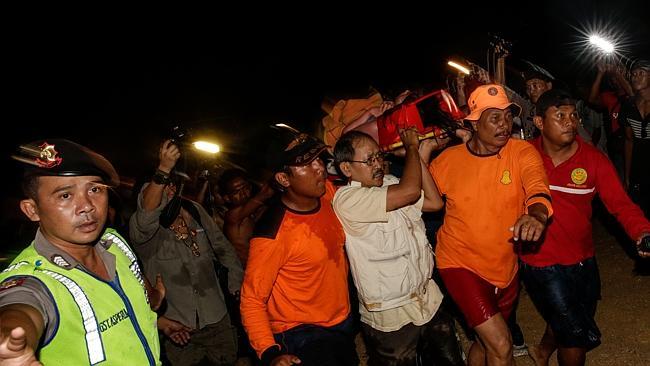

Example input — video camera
[376,89,466,151]
[166,125,192,181]
[169,125,191,146]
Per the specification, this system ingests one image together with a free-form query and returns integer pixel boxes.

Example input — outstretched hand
[510,214,546,242]
[0,327,42,366]
[271,354,302,366]
[148,274,166,311]
[157,317,193,346]
[637,234,650,259]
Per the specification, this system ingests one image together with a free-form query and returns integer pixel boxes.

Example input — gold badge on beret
[35,142,62,169]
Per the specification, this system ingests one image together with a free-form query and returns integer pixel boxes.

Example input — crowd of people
[0,56,649,366]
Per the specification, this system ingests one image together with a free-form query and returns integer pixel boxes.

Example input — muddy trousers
[361,308,464,366]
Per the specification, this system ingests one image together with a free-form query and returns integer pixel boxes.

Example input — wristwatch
[152,170,172,185]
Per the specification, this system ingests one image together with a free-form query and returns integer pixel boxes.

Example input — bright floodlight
[447,61,470,75]
[193,141,220,154]
[589,35,615,54]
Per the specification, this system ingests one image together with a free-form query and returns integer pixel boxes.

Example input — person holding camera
[521,89,650,366]
[129,140,243,366]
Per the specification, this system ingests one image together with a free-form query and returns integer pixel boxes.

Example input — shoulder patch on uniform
[0,278,25,292]
[98,238,113,249]
[51,255,72,269]
[1,261,31,273]
[252,201,287,240]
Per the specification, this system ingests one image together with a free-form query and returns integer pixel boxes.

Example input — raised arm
[142,140,180,211]
[130,140,181,244]
[225,183,274,226]
[385,128,422,211]
[418,138,446,212]
[588,63,608,107]
[624,125,634,189]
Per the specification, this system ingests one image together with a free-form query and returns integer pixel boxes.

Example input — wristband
[152,170,172,185]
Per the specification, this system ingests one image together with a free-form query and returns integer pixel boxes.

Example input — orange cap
[465,84,521,121]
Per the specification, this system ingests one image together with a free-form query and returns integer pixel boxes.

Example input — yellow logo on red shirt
[500,170,512,185]
[571,168,588,185]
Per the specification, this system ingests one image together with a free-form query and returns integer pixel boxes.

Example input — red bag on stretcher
[377,89,465,151]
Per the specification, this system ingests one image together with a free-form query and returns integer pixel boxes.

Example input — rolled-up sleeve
[129,183,168,246]
[333,185,389,236]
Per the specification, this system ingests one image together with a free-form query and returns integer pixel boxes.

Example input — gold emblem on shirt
[571,168,588,185]
[500,170,512,185]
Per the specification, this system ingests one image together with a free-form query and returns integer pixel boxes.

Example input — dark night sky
[3,1,648,200]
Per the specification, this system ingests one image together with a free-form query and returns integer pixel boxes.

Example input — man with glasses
[428,84,552,366]
[332,128,464,365]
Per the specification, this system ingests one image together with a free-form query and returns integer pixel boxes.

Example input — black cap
[524,69,554,83]
[535,89,576,117]
[631,59,650,71]
[12,139,120,186]
[266,125,330,172]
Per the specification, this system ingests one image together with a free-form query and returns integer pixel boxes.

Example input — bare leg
[468,340,486,366]
[528,324,557,366]
[471,314,514,366]
[557,347,586,366]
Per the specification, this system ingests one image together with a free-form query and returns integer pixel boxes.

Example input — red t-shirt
[521,137,650,267]
[599,91,622,133]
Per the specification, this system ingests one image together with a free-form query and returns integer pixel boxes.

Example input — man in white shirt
[332,128,463,365]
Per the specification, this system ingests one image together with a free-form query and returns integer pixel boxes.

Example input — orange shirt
[240,182,350,357]
[428,139,552,288]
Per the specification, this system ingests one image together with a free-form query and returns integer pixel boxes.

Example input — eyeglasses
[345,152,385,166]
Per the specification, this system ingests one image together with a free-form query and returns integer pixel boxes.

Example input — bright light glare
[447,61,470,75]
[275,123,293,129]
[193,141,220,154]
[589,34,615,54]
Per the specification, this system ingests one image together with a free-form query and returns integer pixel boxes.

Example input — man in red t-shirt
[522,89,650,366]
